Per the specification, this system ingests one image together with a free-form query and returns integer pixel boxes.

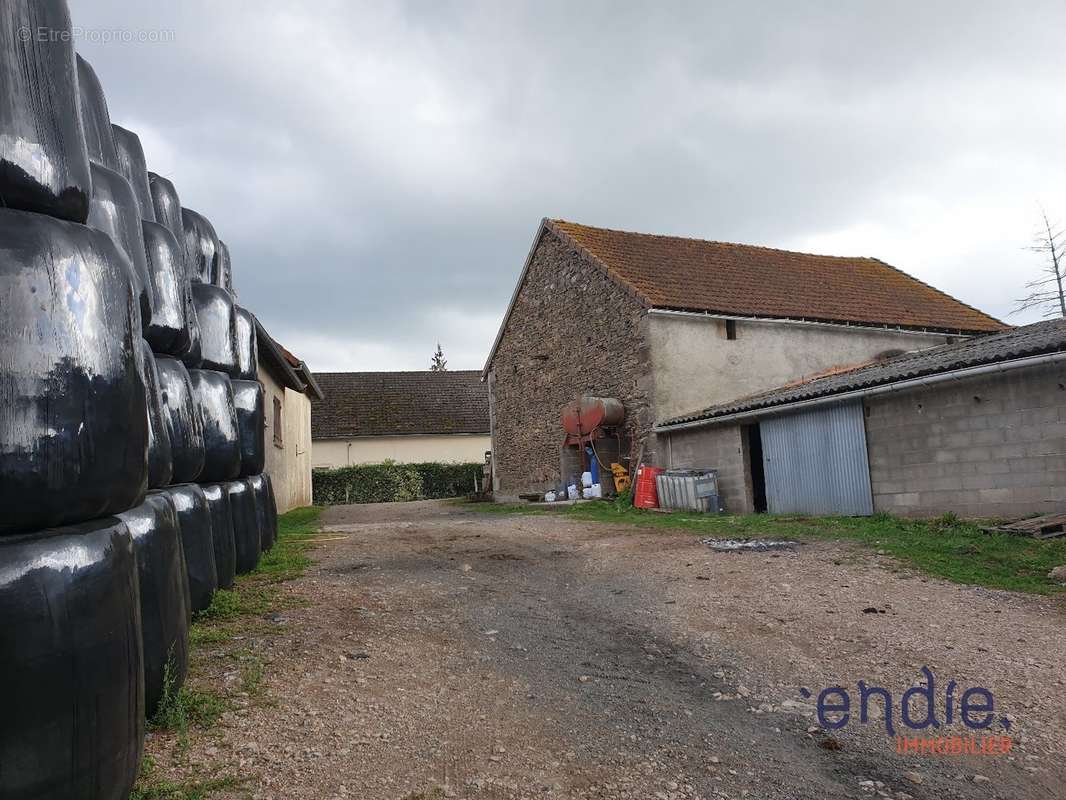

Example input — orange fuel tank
[561,396,624,438]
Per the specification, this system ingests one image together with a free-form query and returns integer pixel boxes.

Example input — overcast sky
[76,1,1066,372]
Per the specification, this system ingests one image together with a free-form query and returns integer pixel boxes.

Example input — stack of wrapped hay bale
[0,2,278,797]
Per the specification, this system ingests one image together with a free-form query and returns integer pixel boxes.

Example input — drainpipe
[654,351,1066,433]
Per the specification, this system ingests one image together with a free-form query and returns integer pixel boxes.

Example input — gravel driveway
[199,500,1066,800]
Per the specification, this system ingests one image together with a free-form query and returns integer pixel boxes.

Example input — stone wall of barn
[488,228,654,496]
[866,362,1066,518]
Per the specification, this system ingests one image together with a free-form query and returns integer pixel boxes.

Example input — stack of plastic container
[0,3,277,796]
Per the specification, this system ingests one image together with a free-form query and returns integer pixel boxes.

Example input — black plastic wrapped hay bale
[231,380,265,477]
[112,124,155,223]
[76,54,119,172]
[192,282,238,375]
[201,482,235,590]
[0,0,91,223]
[234,305,259,380]
[143,219,188,355]
[87,160,154,328]
[190,369,241,483]
[148,170,183,244]
[118,493,191,719]
[218,239,234,293]
[247,472,278,552]
[0,517,143,799]
[163,483,217,614]
[179,276,203,368]
[155,355,205,484]
[0,210,148,534]
[227,479,261,574]
[141,340,174,489]
[181,207,220,285]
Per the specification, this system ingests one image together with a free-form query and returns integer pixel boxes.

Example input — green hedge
[313,461,483,505]
[411,462,484,499]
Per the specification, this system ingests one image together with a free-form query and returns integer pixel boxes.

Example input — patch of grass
[131,756,246,800]
[192,507,322,627]
[254,507,317,584]
[460,499,1066,595]
[194,588,243,622]
[236,650,266,698]
[150,663,228,737]
[188,626,231,647]
[136,507,323,798]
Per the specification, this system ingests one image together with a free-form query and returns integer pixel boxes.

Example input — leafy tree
[430,342,448,371]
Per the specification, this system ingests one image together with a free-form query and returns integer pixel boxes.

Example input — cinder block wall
[489,229,653,496]
[663,424,753,513]
[866,363,1066,518]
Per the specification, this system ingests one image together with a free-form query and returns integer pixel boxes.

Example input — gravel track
[175,500,1066,799]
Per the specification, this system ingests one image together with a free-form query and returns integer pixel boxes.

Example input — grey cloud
[75,1,1066,370]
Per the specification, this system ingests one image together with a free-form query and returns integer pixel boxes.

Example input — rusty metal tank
[561,396,624,438]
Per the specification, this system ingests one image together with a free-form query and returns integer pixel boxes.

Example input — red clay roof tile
[549,220,1006,334]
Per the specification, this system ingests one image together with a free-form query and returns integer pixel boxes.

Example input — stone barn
[482,218,1005,499]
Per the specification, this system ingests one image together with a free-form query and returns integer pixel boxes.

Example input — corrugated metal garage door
[760,400,873,516]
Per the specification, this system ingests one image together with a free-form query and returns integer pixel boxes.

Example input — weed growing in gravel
[134,506,323,799]
[150,662,229,740]
[458,500,1066,594]
[236,650,266,698]
[131,756,245,800]
[194,588,242,622]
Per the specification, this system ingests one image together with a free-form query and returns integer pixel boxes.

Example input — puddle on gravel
[700,537,798,552]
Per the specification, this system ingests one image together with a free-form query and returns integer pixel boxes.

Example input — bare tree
[430,342,448,371]
[1015,208,1066,318]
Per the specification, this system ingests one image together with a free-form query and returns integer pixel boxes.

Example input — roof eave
[655,350,1066,432]
[481,218,653,379]
[647,307,1007,336]
[255,318,308,394]
[482,218,550,379]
